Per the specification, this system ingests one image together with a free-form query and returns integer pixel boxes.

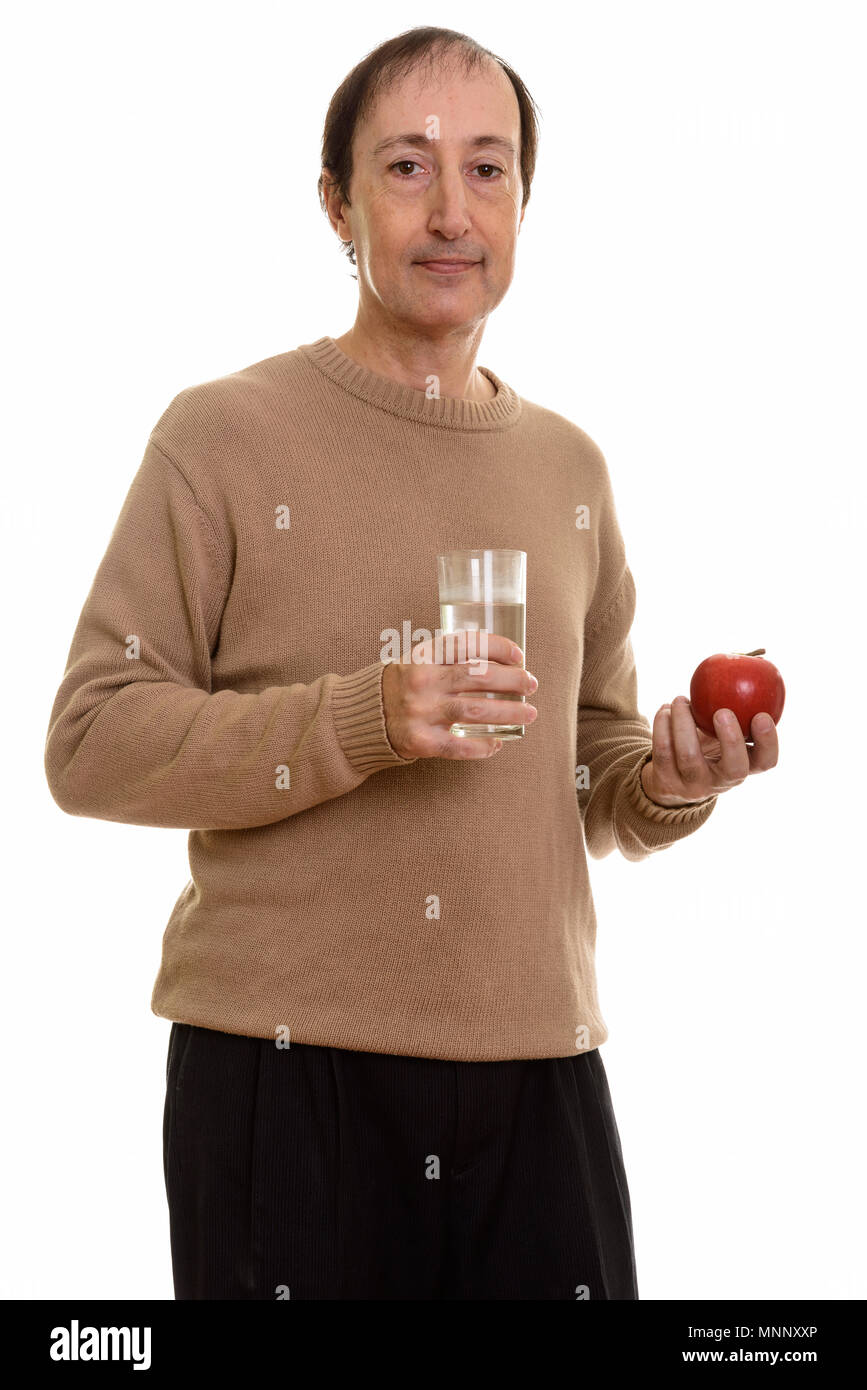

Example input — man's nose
[425,164,473,240]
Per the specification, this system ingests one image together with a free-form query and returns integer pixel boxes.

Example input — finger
[710,708,750,783]
[647,703,676,793]
[440,629,522,675]
[442,658,536,696]
[669,695,714,797]
[444,692,537,728]
[746,712,779,773]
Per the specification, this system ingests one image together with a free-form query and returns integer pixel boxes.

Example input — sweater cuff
[622,750,718,841]
[330,661,419,775]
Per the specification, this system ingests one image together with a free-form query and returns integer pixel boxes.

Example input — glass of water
[436,549,527,740]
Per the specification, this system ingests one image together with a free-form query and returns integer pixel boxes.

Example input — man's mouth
[415,259,481,275]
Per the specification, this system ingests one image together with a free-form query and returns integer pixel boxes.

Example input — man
[44,26,779,1301]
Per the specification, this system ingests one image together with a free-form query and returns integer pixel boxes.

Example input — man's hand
[382,630,538,760]
[640,695,779,807]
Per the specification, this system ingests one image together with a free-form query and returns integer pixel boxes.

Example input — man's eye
[388,161,505,179]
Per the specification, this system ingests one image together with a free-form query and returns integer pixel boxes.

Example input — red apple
[689,648,785,740]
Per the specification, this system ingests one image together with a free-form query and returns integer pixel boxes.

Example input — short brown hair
[317,26,542,269]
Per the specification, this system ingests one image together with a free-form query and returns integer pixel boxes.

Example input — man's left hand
[640,695,779,807]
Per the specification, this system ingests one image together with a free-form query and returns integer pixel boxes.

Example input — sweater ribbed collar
[298,335,522,432]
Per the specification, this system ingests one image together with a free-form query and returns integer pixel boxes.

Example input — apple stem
[745,648,766,656]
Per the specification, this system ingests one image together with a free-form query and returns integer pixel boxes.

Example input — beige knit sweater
[44,336,717,1060]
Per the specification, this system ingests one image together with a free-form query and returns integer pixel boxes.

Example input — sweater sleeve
[575,460,717,862]
[43,438,416,830]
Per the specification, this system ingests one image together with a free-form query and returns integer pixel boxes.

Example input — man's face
[331,58,525,335]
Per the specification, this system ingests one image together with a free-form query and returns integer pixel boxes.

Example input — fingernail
[755,714,772,732]
[716,710,735,726]
[510,645,524,663]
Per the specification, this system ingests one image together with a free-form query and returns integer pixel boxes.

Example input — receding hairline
[354,39,512,131]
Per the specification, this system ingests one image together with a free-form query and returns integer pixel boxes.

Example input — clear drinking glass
[436,548,527,740]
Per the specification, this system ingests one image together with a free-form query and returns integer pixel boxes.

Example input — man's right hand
[381,631,539,760]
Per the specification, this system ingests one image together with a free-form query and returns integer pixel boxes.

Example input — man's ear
[321,168,349,239]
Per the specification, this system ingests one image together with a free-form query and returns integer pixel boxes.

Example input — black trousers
[163,1023,638,1300]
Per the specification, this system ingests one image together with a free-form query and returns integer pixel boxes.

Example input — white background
[4,0,864,1299]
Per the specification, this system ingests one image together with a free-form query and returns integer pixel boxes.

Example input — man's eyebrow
[370,132,518,160]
